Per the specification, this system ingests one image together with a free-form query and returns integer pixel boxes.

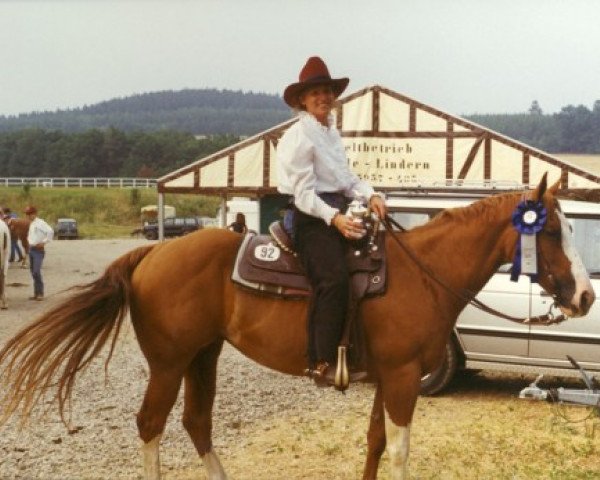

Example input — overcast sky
[1,0,599,117]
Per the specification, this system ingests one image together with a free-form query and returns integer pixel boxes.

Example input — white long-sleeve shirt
[277,111,375,225]
[27,217,54,246]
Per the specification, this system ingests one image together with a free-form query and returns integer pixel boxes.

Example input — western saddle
[231,220,387,390]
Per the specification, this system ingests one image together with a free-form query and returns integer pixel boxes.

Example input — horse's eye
[542,229,561,240]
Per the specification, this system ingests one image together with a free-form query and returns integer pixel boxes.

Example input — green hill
[0,89,292,136]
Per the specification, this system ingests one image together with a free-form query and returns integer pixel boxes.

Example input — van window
[570,218,600,275]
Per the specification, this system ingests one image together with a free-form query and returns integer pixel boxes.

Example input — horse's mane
[411,191,520,233]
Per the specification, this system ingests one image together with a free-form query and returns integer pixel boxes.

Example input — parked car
[386,192,600,395]
[142,216,202,240]
[54,218,79,240]
[197,216,219,228]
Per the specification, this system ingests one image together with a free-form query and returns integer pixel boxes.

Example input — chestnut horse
[0,176,595,479]
[6,218,30,268]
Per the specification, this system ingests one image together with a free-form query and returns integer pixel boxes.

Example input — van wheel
[145,231,158,240]
[420,339,459,396]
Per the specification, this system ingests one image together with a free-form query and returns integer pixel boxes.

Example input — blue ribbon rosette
[510,200,547,282]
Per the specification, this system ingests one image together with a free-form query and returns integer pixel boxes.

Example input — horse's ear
[548,179,561,195]
[530,172,548,202]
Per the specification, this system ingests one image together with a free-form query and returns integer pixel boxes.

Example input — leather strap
[382,215,567,326]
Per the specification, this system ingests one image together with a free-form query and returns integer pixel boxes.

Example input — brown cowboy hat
[24,205,37,215]
[283,56,349,108]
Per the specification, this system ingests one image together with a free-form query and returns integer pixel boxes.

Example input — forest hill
[0,128,240,178]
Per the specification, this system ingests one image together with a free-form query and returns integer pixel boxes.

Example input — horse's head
[527,174,595,317]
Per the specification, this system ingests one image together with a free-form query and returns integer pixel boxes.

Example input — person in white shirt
[24,205,54,300]
[277,56,387,386]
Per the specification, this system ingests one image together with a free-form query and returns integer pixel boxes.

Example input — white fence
[0,178,156,188]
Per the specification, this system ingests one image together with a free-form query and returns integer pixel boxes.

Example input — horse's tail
[0,244,154,427]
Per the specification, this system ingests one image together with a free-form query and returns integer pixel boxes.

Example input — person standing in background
[24,206,53,300]
[3,207,24,263]
[228,212,248,234]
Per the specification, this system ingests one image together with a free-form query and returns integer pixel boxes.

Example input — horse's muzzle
[560,286,596,318]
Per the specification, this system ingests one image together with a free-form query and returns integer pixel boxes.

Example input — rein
[381,215,567,326]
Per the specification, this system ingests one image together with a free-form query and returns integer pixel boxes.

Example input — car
[197,216,219,228]
[386,191,600,395]
[142,216,202,240]
[54,218,79,240]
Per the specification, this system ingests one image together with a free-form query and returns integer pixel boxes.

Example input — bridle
[380,212,567,326]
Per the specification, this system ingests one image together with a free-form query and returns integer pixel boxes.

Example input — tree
[137,164,157,178]
[554,105,595,153]
[100,127,129,176]
[528,100,543,115]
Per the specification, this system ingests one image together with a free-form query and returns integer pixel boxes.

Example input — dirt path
[0,239,598,479]
[0,239,148,338]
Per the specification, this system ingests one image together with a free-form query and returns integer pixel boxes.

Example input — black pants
[294,208,349,366]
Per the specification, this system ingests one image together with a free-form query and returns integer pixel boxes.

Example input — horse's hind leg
[363,384,386,480]
[182,340,228,480]
[137,366,185,480]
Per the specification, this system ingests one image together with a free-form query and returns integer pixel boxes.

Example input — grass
[206,390,600,480]
[555,154,600,176]
[0,186,221,238]
[160,373,600,480]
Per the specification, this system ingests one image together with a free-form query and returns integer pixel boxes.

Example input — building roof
[157,85,600,196]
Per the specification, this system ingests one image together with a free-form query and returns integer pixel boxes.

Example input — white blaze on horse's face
[557,210,595,317]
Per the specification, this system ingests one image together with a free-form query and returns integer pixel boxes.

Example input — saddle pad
[232,232,387,298]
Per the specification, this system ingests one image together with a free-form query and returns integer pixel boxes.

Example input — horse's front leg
[379,362,421,480]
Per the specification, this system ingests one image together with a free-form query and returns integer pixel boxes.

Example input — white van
[386,192,600,394]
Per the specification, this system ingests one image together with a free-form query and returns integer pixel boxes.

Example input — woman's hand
[332,213,366,239]
[369,195,387,220]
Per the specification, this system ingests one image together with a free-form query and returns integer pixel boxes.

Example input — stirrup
[334,345,350,391]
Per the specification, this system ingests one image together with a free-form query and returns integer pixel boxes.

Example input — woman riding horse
[277,56,387,385]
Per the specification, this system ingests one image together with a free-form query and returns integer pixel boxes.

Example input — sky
[1,0,600,117]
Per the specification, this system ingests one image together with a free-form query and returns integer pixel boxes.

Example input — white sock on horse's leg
[384,409,411,480]
[141,434,162,480]
[202,448,228,480]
